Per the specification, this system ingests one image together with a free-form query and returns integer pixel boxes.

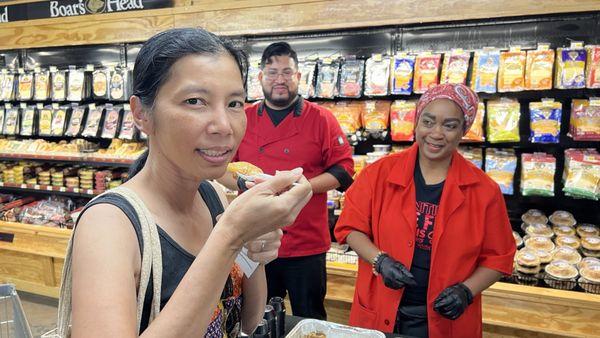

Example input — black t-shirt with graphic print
[400,158,445,306]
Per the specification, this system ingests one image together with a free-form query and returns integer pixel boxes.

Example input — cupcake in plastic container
[525,223,554,239]
[544,260,578,290]
[515,249,541,285]
[551,246,582,266]
[577,224,599,239]
[578,257,600,271]
[581,236,600,258]
[522,209,548,226]
[525,236,555,252]
[553,225,576,237]
[578,264,600,294]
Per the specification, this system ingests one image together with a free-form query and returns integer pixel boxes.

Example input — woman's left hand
[245,229,283,265]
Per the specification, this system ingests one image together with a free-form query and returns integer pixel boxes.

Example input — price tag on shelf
[1,69,7,74]
[37,103,44,109]
[17,68,24,74]
[49,66,58,73]
[34,185,40,190]
[52,103,59,109]
[20,184,27,189]
[0,182,4,187]
[73,188,80,193]
[20,103,26,109]
[46,186,54,191]
[537,43,550,51]
[4,103,11,109]
[124,104,130,110]
[89,103,96,110]
[86,190,94,195]
[570,41,584,49]
[59,187,66,192]
[509,46,522,52]
[86,64,94,72]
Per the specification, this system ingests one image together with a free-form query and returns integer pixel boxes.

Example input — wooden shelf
[0,182,100,198]
[0,153,135,167]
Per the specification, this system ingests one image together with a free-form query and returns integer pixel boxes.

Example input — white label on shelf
[86,64,94,71]
[49,66,58,72]
[4,103,11,109]
[20,103,26,108]
[86,190,94,195]
[334,209,342,216]
[73,188,79,193]
[37,103,44,109]
[0,182,3,187]
[34,185,40,190]
[18,68,24,74]
[52,103,59,109]
[47,186,54,191]
[509,46,521,52]
[1,69,7,74]
[59,187,66,192]
[89,103,96,110]
[570,41,584,49]
[20,184,27,189]
[124,104,130,110]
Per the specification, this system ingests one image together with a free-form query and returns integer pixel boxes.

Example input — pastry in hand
[226,161,263,178]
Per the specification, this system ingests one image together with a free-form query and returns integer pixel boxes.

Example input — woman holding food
[65,28,313,338]
[335,83,516,337]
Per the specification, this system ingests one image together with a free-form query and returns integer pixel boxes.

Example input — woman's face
[145,53,246,180]
[415,99,464,163]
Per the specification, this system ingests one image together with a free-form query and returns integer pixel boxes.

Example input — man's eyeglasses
[264,69,296,80]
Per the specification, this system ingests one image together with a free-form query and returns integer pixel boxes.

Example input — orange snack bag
[413,53,442,94]
[525,48,554,90]
[441,50,470,85]
[462,102,485,142]
[361,100,391,132]
[498,49,526,92]
[330,101,362,135]
[586,45,600,89]
[390,100,416,141]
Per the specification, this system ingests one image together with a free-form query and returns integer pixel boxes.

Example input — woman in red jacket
[334,84,516,338]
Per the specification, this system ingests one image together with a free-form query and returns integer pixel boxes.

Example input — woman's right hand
[217,167,312,247]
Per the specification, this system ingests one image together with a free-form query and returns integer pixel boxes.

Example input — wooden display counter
[325,265,600,338]
[1,221,599,337]
[0,221,69,298]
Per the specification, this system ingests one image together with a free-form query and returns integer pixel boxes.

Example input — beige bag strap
[57,186,163,337]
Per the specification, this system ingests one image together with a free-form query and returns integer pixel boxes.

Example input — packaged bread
[101,104,121,139]
[316,58,340,99]
[82,104,103,138]
[470,49,500,93]
[586,45,600,88]
[20,106,36,136]
[555,44,586,89]
[498,48,526,92]
[51,106,68,136]
[525,46,554,90]
[65,105,86,137]
[109,68,128,101]
[246,60,264,101]
[17,72,34,101]
[0,71,15,101]
[38,105,53,136]
[440,49,470,85]
[298,60,317,99]
[390,100,416,141]
[227,161,263,177]
[391,53,416,95]
[364,54,390,96]
[521,152,556,197]
[338,57,364,98]
[486,98,521,143]
[34,69,50,101]
[485,148,517,195]
[529,99,561,143]
[462,102,485,142]
[413,52,441,94]
[3,105,19,135]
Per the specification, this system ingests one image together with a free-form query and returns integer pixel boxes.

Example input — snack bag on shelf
[50,68,67,102]
[364,54,390,96]
[16,71,34,101]
[440,49,470,85]
[246,60,264,101]
[391,53,416,95]
[585,45,600,88]
[361,100,391,133]
[67,67,85,102]
[50,105,68,136]
[330,101,362,135]
[338,57,364,98]
[101,104,122,139]
[38,105,53,136]
[563,149,600,200]
[109,67,129,101]
[458,146,483,169]
[0,71,15,101]
[119,105,136,140]
[498,48,526,92]
[521,152,556,197]
[529,99,562,143]
[33,69,50,101]
[525,46,554,90]
[390,100,416,141]
[92,67,110,100]
[65,104,86,137]
[569,98,600,141]
[316,58,340,99]
[3,105,19,135]
[486,98,521,143]
[485,148,517,195]
[82,104,103,138]
[555,44,586,89]
[20,105,35,136]
[462,102,485,142]
[0,108,4,135]
[413,52,442,94]
[297,60,317,99]
[470,49,500,93]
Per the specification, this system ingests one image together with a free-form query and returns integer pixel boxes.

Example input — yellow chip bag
[487,98,521,143]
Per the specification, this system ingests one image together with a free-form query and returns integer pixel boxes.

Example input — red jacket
[334,144,515,337]
[235,98,354,257]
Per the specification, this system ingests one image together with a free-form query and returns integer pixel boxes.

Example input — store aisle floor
[19,292,58,337]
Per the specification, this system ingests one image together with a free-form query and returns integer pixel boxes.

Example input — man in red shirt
[220,42,354,319]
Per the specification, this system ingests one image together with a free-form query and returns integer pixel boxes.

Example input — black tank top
[78,181,241,335]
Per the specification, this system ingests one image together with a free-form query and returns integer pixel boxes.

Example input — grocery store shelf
[0,182,100,198]
[0,153,134,167]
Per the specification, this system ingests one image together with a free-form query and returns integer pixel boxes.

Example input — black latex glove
[375,254,417,290]
[433,283,474,320]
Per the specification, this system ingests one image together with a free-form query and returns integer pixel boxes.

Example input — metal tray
[286,319,385,338]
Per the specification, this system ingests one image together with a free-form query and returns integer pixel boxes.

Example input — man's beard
[263,85,298,108]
